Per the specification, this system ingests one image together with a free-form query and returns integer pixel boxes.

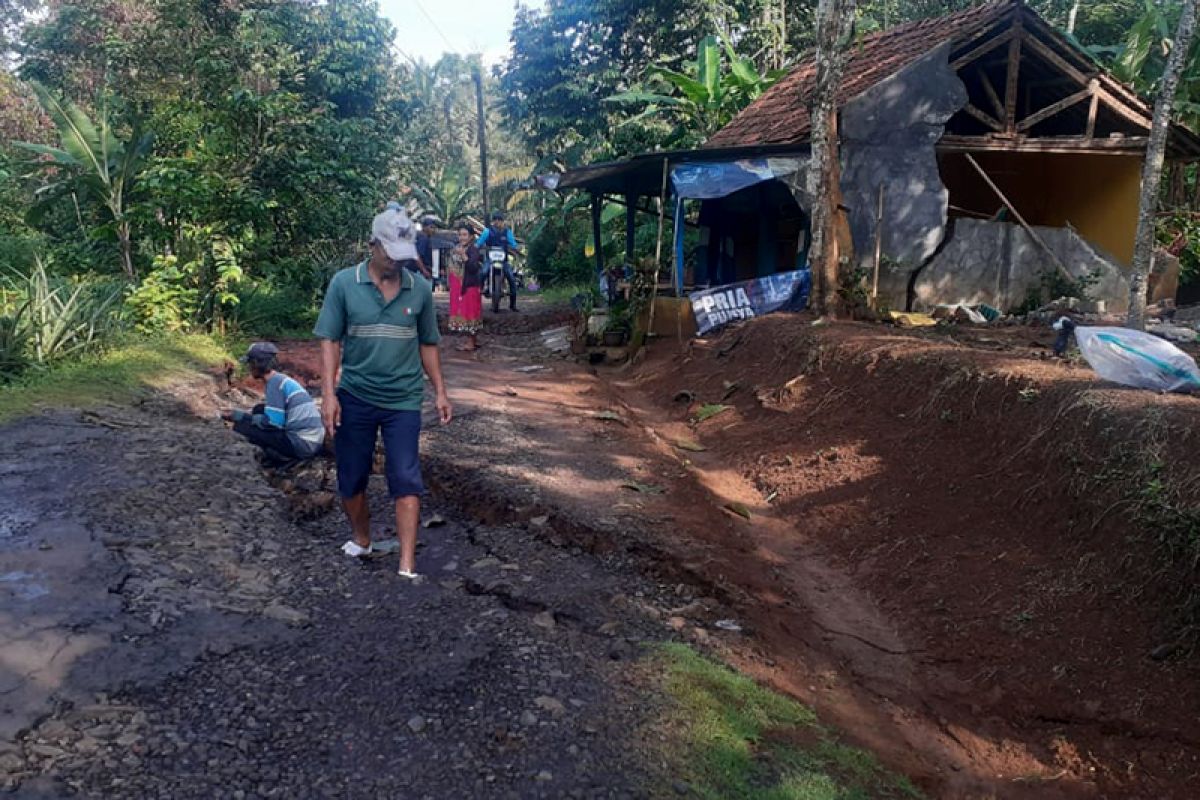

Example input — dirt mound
[621,314,1200,797]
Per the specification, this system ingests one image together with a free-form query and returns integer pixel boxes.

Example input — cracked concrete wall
[839,42,967,308]
[913,218,1132,312]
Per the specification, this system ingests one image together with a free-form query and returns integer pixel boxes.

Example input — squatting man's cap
[371,205,419,262]
[241,342,279,364]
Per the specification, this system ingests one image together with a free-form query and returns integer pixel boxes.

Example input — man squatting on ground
[223,342,325,466]
[314,204,452,579]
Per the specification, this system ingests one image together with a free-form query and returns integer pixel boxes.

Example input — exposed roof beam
[1003,16,1022,133]
[1093,84,1153,131]
[1020,10,1102,76]
[1020,31,1094,87]
[980,70,1005,120]
[1017,86,1094,132]
[950,28,1015,71]
[938,134,1149,155]
[1086,80,1100,138]
[963,103,1005,131]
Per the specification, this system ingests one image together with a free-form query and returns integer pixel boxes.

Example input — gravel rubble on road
[2,379,719,799]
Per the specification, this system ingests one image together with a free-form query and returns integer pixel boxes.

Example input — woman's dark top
[461,244,482,292]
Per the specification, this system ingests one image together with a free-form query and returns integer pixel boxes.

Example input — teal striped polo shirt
[313,262,441,411]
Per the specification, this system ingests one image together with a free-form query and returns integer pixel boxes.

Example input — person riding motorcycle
[475,211,521,312]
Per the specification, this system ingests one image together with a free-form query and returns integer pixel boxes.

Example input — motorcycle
[486,246,507,313]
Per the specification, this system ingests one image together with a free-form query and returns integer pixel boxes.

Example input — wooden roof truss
[939,5,1173,156]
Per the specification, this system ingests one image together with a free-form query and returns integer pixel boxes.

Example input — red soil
[268,308,1200,798]
[619,315,1200,798]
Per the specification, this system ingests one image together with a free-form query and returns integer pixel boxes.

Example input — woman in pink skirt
[448,224,483,351]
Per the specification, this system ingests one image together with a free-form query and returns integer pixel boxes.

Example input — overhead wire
[410,0,460,56]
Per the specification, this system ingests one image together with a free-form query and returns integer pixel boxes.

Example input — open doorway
[693,179,807,288]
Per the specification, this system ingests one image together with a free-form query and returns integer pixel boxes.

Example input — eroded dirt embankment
[618,316,1200,799]
[269,313,1200,797]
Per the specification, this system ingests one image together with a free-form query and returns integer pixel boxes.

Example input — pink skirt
[450,281,483,335]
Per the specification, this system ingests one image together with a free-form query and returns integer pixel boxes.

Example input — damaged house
[557,0,1200,314]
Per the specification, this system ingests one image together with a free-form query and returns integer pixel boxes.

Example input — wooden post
[1085,79,1099,138]
[591,193,604,284]
[871,185,884,308]
[646,158,670,341]
[1003,13,1022,133]
[625,193,637,269]
[964,153,1074,283]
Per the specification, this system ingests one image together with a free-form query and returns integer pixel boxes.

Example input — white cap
[370,206,418,261]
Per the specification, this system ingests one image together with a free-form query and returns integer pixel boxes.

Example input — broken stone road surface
[0,378,706,798]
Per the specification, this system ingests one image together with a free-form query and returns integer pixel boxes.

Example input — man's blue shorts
[334,389,424,499]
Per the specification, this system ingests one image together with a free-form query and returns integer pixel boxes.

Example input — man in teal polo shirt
[314,204,452,580]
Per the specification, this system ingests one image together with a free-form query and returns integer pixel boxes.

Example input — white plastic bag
[1074,326,1200,393]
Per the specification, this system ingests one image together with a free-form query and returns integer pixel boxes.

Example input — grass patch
[0,333,232,423]
[694,403,732,423]
[535,282,593,306]
[655,643,922,800]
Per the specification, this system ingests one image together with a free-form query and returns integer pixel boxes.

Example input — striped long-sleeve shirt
[234,372,325,457]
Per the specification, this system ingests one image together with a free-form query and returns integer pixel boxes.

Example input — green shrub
[528,216,595,288]
[231,281,318,337]
[123,225,249,334]
[22,257,122,365]
[0,309,31,378]
[125,256,200,333]
[0,256,123,380]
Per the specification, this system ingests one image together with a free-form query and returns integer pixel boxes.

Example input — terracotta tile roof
[706,0,1015,148]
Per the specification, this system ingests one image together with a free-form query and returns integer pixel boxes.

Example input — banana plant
[13,82,153,281]
[1107,0,1200,129]
[604,35,786,144]
[410,160,479,224]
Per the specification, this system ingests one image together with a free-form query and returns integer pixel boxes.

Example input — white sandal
[397,570,425,583]
[341,541,373,557]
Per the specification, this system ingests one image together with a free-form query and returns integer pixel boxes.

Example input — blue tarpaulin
[670,158,802,199]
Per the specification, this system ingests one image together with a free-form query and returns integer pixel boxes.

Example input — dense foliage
[4,0,1200,381]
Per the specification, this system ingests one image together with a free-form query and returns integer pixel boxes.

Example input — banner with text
[688,269,811,336]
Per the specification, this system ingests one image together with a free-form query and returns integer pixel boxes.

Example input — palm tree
[14,82,153,280]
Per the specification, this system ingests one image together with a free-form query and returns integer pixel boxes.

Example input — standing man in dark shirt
[415,216,439,286]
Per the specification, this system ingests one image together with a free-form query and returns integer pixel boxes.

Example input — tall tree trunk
[762,0,786,71]
[117,220,136,281]
[806,0,856,318]
[1127,0,1199,329]
[1167,161,1187,207]
[1067,0,1082,35]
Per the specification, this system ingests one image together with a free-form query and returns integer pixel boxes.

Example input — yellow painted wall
[938,152,1142,265]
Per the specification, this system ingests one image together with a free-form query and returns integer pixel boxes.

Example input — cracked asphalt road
[0,372,697,798]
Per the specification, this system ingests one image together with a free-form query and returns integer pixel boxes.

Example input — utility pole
[473,62,490,218]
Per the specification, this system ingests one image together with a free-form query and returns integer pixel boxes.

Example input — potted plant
[603,301,631,347]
